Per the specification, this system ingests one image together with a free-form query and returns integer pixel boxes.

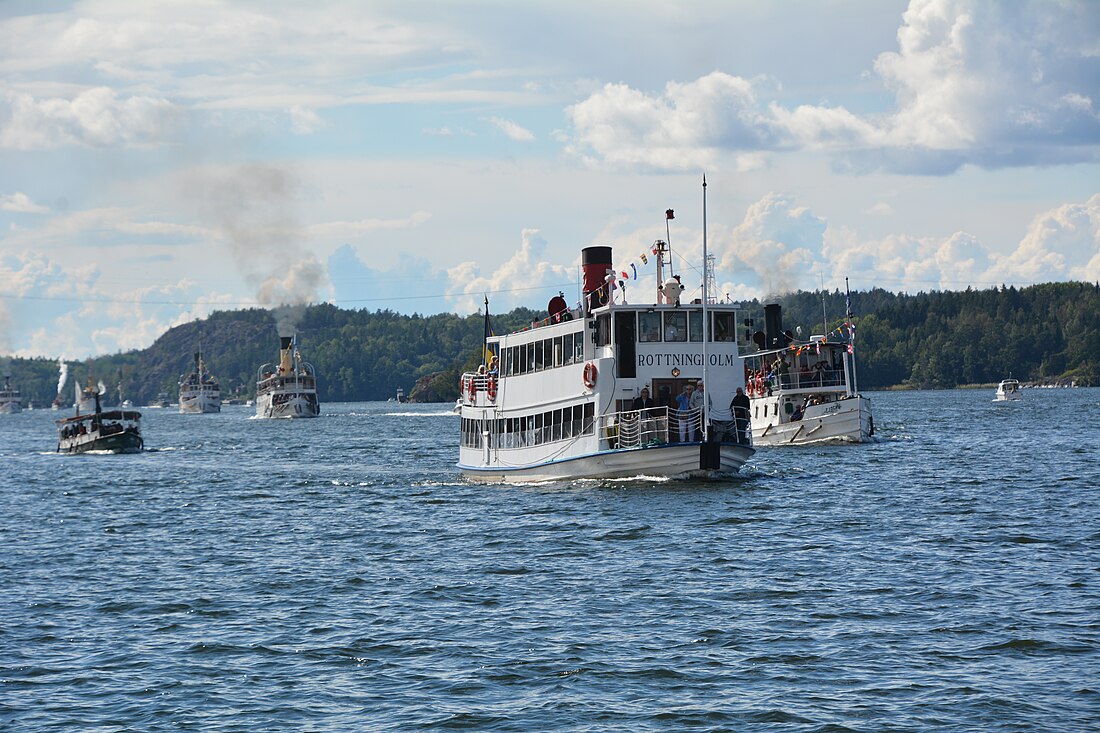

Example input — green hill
[6,282,1098,405]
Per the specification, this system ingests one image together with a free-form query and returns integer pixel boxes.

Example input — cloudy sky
[2,0,1098,358]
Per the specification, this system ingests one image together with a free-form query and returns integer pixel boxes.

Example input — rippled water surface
[3,389,1098,731]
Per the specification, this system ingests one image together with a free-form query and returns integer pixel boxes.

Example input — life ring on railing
[486,376,497,401]
[582,361,598,390]
[465,376,476,403]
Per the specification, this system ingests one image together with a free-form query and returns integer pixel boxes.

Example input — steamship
[742,303,874,445]
[0,374,22,414]
[255,335,320,419]
[457,241,755,483]
[179,350,222,413]
[56,390,143,454]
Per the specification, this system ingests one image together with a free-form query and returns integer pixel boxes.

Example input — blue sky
[1,0,1098,358]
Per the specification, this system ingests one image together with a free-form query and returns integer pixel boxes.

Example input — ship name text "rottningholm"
[637,353,739,367]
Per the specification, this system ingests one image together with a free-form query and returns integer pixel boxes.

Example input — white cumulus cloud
[0,88,179,150]
[564,0,1100,173]
[488,117,536,142]
[447,228,573,314]
[0,192,49,213]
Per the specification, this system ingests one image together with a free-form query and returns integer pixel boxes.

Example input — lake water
[2,389,1098,732]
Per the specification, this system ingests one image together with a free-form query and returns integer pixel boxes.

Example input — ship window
[711,312,735,342]
[574,332,585,362]
[562,406,572,439]
[583,401,595,434]
[553,337,563,367]
[563,333,574,366]
[534,413,543,445]
[526,342,535,373]
[638,311,662,342]
[595,314,611,347]
[533,340,543,371]
[523,415,532,446]
[688,311,703,341]
[664,311,687,342]
[552,409,563,441]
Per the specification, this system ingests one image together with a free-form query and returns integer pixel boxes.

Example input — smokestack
[581,246,613,312]
[764,304,783,349]
[581,246,613,296]
[279,336,294,375]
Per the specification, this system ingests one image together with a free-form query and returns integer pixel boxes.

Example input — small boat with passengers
[458,224,755,482]
[742,302,874,445]
[994,378,1021,402]
[56,390,143,454]
[255,334,320,418]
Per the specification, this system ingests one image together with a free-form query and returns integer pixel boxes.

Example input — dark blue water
[2,390,1098,732]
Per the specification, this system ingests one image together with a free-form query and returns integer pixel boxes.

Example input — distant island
[7,282,1098,405]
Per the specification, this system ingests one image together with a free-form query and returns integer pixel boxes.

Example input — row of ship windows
[498,332,586,377]
[594,310,739,346]
[460,402,596,448]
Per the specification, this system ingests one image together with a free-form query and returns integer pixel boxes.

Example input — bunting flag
[640,253,648,264]
[630,263,637,280]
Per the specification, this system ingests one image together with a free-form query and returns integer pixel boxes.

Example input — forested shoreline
[6,282,1097,405]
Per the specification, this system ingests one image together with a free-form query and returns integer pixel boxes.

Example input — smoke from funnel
[189,164,327,335]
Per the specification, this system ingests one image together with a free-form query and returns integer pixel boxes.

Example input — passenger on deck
[730,387,751,444]
[675,383,694,442]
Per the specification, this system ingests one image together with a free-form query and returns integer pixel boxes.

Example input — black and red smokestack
[581,246,613,303]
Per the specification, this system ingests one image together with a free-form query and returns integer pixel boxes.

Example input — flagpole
[845,277,858,396]
[701,174,710,442]
[665,208,675,277]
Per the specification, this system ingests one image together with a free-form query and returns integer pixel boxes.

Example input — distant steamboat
[179,350,222,414]
[0,374,22,414]
[255,335,320,419]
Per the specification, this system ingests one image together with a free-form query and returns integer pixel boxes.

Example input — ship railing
[460,372,499,405]
[604,407,670,449]
[760,370,847,391]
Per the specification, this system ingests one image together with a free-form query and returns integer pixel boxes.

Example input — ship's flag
[640,253,648,265]
[630,263,637,280]
[483,295,498,365]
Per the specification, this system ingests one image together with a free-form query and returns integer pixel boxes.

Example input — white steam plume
[56,359,69,396]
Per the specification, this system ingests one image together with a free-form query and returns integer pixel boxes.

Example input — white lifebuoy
[487,376,497,401]
[465,376,476,402]
[582,361,598,389]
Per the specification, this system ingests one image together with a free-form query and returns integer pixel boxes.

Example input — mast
[701,174,710,441]
[665,208,675,277]
[846,277,858,396]
[821,274,828,337]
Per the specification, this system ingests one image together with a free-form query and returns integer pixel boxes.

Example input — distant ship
[0,374,22,414]
[255,335,320,419]
[742,303,874,445]
[994,378,1022,402]
[74,379,99,413]
[179,350,222,414]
